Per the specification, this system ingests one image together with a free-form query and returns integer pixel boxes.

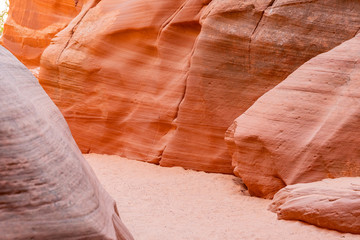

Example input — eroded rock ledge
[226,31,360,198]
[269,177,360,234]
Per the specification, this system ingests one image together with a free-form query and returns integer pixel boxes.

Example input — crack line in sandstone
[173,72,188,122]
[144,2,189,163]
[154,0,197,163]
[56,0,102,64]
[156,1,188,45]
[157,26,201,164]
[248,0,276,71]
[271,0,318,9]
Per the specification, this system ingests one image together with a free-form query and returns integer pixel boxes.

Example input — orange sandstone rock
[37,0,360,173]
[226,33,360,198]
[2,0,82,68]
[40,0,205,166]
[269,178,360,234]
[0,46,133,240]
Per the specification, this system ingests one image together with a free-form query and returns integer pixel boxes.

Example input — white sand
[85,154,359,240]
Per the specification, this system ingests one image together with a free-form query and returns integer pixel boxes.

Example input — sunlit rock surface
[269,178,360,234]
[34,0,360,173]
[1,0,82,68]
[0,46,133,240]
[226,33,360,198]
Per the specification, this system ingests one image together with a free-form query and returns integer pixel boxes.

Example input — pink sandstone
[269,177,360,234]
[31,0,360,173]
[226,32,360,198]
[0,46,133,240]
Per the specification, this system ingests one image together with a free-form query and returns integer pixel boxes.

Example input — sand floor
[85,154,359,240]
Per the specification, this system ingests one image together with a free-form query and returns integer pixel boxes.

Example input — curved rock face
[226,33,360,198]
[269,178,360,234]
[33,0,360,173]
[1,0,82,68]
[0,46,133,239]
[161,0,360,172]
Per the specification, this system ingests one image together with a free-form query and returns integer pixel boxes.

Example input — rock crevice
[227,32,360,198]
[57,0,102,64]
[3,0,360,174]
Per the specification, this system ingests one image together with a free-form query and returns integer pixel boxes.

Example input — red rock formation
[226,33,360,198]
[39,0,205,168]
[269,178,360,234]
[36,0,360,173]
[1,0,82,68]
[0,46,133,240]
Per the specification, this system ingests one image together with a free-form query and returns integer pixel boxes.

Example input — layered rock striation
[269,178,360,234]
[226,32,360,198]
[34,0,360,173]
[0,46,133,239]
[1,0,82,68]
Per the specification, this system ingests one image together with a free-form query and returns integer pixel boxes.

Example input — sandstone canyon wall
[1,0,83,68]
[226,31,360,198]
[31,0,360,174]
[0,46,133,239]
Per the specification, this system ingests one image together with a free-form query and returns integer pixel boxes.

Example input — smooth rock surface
[160,0,360,172]
[40,0,207,168]
[269,177,360,234]
[35,0,360,173]
[226,33,360,198]
[2,0,82,68]
[0,46,133,239]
